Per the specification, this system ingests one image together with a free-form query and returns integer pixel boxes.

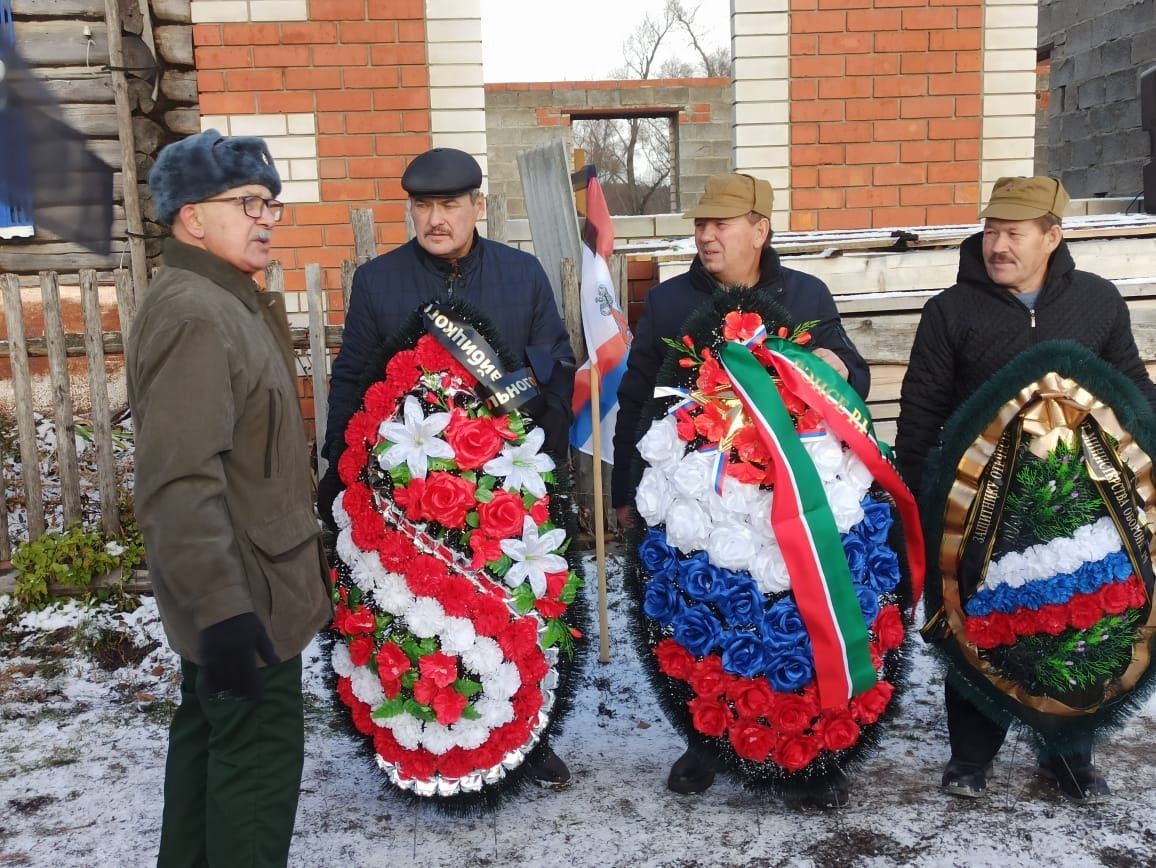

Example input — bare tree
[669,1,731,77]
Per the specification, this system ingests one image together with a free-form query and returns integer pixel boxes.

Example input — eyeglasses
[200,195,284,222]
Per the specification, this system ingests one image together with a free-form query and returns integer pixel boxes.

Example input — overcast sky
[480,0,731,83]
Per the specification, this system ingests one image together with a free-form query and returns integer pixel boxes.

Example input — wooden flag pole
[590,362,611,663]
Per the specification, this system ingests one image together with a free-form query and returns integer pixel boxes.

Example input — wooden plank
[352,208,376,263]
[516,138,583,313]
[113,268,136,350]
[59,104,119,137]
[41,71,116,104]
[340,260,356,314]
[562,257,594,533]
[486,192,507,244]
[80,270,121,536]
[103,0,150,300]
[1,275,46,539]
[0,567,152,597]
[11,22,110,67]
[306,264,329,479]
[0,433,10,562]
[265,260,284,295]
[40,272,84,526]
[10,0,105,15]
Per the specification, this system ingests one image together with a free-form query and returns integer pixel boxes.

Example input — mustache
[255,229,272,242]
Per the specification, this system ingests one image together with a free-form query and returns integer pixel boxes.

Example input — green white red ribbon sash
[720,342,877,708]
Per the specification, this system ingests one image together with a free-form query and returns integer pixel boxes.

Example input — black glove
[317,464,344,534]
[199,613,279,701]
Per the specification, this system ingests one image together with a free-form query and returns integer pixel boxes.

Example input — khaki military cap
[683,173,774,220]
[979,176,1070,221]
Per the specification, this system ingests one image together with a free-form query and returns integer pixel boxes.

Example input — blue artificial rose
[721,631,769,679]
[643,575,684,626]
[677,552,724,602]
[638,529,679,580]
[1047,574,1077,605]
[765,646,815,693]
[843,534,868,582]
[856,584,880,624]
[715,577,766,628]
[864,546,901,594]
[989,584,1015,615]
[856,498,895,546]
[762,596,807,651]
[671,602,724,657]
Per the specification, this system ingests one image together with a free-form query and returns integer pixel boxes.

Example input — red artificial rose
[348,635,375,667]
[375,530,411,572]
[385,350,422,391]
[446,413,504,470]
[421,471,477,529]
[345,605,376,635]
[350,701,375,735]
[332,602,350,635]
[469,532,504,568]
[1069,595,1104,630]
[337,446,365,488]
[689,656,735,698]
[406,554,450,597]
[363,380,403,424]
[729,719,776,763]
[394,477,430,522]
[373,725,402,761]
[654,639,697,681]
[412,676,438,706]
[769,692,819,735]
[535,598,567,618]
[1036,604,1069,636]
[398,749,438,782]
[350,511,390,554]
[730,679,776,719]
[336,675,356,709]
[468,593,510,637]
[517,651,550,684]
[478,491,528,540]
[674,407,697,442]
[529,496,551,525]
[873,605,906,653]
[498,617,541,660]
[723,311,764,343]
[419,651,459,688]
[966,614,1015,649]
[773,732,821,772]
[1099,580,1134,615]
[814,708,860,752]
[1008,609,1041,637]
[439,576,475,618]
[432,687,469,725]
[545,570,568,599]
[689,695,732,737]
[375,643,411,699]
[849,679,894,725]
[512,685,544,721]
[344,410,378,450]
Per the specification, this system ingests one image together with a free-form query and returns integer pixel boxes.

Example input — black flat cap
[401,148,483,197]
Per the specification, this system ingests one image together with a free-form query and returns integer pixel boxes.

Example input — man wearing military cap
[612,172,868,806]
[896,175,1156,804]
[128,129,332,865]
[318,146,576,787]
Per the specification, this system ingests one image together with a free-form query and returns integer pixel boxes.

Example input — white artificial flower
[406,597,447,638]
[500,516,568,597]
[462,636,503,675]
[750,544,791,594]
[635,469,672,526]
[706,525,757,572]
[839,450,874,491]
[453,719,490,750]
[481,662,522,702]
[636,415,685,470]
[388,713,423,749]
[986,516,1119,588]
[664,497,711,553]
[377,395,454,479]
[474,695,517,727]
[670,450,715,501]
[804,432,845,483]
[483,426,555,498]
[351,666,386,710]
[330,642,354,678]
[719,476,761,515]
[439,616,477,655]
[420,723,457,756]
[376,573,416,617]
[827,479,866,532]
[333,492,351,530]
[336,526,359,567]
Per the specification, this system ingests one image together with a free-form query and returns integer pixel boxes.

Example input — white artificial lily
[482,426,555,498]
[500,516,567,597]
[377,395,453,479]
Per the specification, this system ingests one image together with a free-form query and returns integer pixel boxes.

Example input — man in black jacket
[612,173,868,804]
[317,147,576,787]
[896,175,1156,804]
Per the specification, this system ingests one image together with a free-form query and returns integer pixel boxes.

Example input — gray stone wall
[484,79,732,219]
[1039,0,1155,198]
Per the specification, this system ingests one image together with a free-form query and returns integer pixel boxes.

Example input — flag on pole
[570,169,631,460]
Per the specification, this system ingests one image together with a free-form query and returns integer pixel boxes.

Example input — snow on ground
[2,556,1156,868]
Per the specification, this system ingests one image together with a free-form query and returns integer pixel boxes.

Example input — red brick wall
[788,0,982,230]
[191,0,433,293]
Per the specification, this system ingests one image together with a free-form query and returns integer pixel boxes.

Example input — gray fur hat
[149,129,281,226]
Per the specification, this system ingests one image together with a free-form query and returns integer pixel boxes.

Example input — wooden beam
[40,272,84,526]
[80,269,121,536]
[0,276,46,539]
[306,264,329,479]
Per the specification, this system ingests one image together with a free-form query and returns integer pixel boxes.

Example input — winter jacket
[895,232,1156,495]
[127,240,332,663]
[323,233,576,463]
[611,248,870,507]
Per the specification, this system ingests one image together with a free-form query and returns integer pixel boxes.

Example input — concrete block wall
[1039,0,1156,198]
[483,78,733,219]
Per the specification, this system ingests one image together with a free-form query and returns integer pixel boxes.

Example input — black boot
[524,743,572,790]
[942,758,988,798]
[667,746,717,795]
[783,768,851,810]
[1038,756,1109,804]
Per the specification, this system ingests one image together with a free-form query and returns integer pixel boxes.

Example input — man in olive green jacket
[127,130,331,867]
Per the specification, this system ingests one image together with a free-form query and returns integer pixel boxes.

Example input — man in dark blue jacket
[612,172,869,805]
[317,147,576,787]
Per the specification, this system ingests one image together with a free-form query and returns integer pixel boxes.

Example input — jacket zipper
[446,260,461,295]
[1029,308,1037,344]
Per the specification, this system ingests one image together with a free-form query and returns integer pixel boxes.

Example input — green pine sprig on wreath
[1002,437,1105,546]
